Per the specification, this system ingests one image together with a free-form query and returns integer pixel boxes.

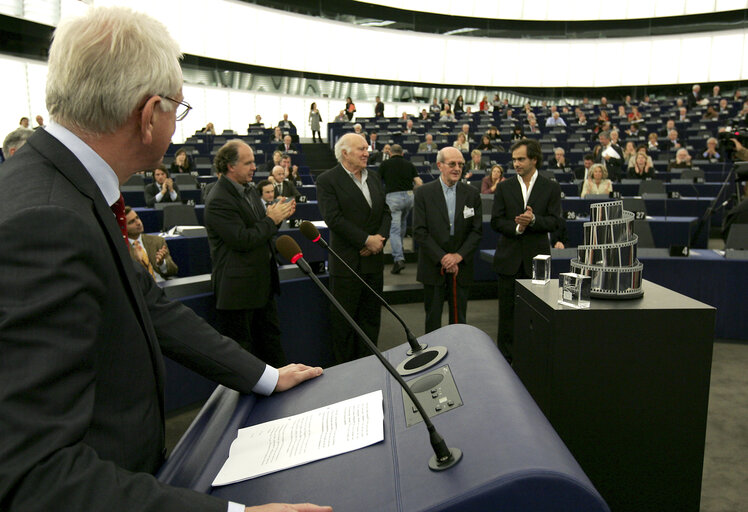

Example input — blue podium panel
[159,325,610,512]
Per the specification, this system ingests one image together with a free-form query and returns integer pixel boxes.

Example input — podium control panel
[403,365,463,427]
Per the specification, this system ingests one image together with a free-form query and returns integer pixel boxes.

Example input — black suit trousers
[329,273,383,365]
[497,267,530,363]
[216,297,286,368]
[423,274,469,334]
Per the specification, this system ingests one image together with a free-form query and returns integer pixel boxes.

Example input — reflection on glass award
[558,272,591,309]
[532,254,551,285]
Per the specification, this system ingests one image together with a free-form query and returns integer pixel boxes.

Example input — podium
[159,324,609,511]
[514,279,715,512]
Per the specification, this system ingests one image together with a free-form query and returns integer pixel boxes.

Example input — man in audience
[34,115,45,129]
[369,131,382,152]
[459,123,473,142]
[18,116,29,128]
[277,134,297,153]
[687,84,703,108]
[369,143,392,165]
[258,179,276,207]
[527,117,541,134]
[663,129,682,151]
[593,130,623,182]
[334,110,347,122]
[403,118,416,134]
[677,106,689,122]
[491,138,561,363]
[374,96,384,117]
[0,7,326,512]
[2,127,33,158]
[379,144,422,274]
[464,149,487,178]
[545,111,567,127]
[659,119,676,137]
[430,98,442,118]
[712,85,721,99]
[413,147,482,333]
[576,111,589,126]
[718,98,731,115]
[144,165,181,207]
[315,133,391,364]
[277,113,296,134]
[548,147,570,171]
[271,165,300,201]
[125,206,178,281]
[280,153,299,181]
[702,137,722,162]
[418,133,438,153]
[205,139,295,369]
[575,153,594,180]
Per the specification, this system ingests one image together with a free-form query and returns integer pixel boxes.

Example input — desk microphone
[276,235,462,471]
[298,221,447,376]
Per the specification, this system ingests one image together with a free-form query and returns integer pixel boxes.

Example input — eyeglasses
[445,161,464,168]
[164,96,192,121]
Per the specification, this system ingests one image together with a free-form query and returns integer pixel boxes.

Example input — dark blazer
[144,181,181,208]
[413,179,483,286]
[276,143,297,153]
[204,176,280,310]
[374,101,384,117]
[316,164,391,277]
[0,129,266,511]
[274,179,300,200]
[491,173,562,276]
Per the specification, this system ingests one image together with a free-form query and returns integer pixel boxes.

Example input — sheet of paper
[212,390,384,486]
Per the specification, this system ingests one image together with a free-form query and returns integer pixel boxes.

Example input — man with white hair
[316,133,391,364]
[0,7,326,512]
[688,84,703,108]
[1,127,33,159]
[271,164,300,200]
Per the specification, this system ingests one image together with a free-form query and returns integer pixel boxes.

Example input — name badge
[463,206,475,218]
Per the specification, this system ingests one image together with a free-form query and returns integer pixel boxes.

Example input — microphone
[276,235,462,471]
[298,221,447,376]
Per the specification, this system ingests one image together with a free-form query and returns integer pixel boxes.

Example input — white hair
[335,133,363,162]
[46,6,183,135]
[3,127,33,157]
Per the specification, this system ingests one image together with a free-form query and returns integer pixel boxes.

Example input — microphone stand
[692,160,737,248]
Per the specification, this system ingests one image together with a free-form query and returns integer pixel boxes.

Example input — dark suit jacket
[491,173,562,276]
[204,176,280,310]
[0,129,266,511]
[375,101,384,117]
[316,164,391,277]
[129,233,179,279]
[276,143,297,153]
[144,181,181,208]
[274,179,300,200]
[413,179,483,286]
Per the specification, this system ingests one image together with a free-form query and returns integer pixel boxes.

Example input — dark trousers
[498,268,529,363]
[423,274,469,334]
[216,298,286,368]
[311,130,321,142]
[329,272,383,365]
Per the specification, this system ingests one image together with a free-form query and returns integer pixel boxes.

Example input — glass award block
[532,254,551,285]
[558,272,591,309]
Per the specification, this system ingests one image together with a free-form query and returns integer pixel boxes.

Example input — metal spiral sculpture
[570,200,644,299]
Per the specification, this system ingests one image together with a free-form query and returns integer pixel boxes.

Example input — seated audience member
[368,132,382,153]
[577,111,589,126]
[477,135,495,151]
[453,132,469,152]
[277,134,297,153]
[712,85,721,98]
[124,206,178,281]
[511,125,525,140]
[419,109,430,120]
[270,126,284,144]
[352,123,367,140]
[262,150,283,174]
[248,114,264,130]
[481,164,506,194]
[144,165,181,207]
[440,106,456,122]
[441,97,451,111]
[527,118,541,134]
[402,118,416,135]
[458,123,473,141]
[640,95,651,107]
[399,112,411,122]
[169,148,194,174]
[271,165,301,201]
[2,127,33,158]
[610,129,622,147]
[504,108,517,122]
[622,141,637,168]
[429,98,442,117]
[718,98,731,115]
[493,95,503,110]
[663,129,682,151]
[647,132,660,152]
[257,179,276,208]
[581,163,613,198]
[617,105,627,119]
[545,111,567,128]
[625,123,642,138]
[334,110,347,123]
[200,122,215,135]
[659,119,676,137]
[418,134,438,153]
[667,148,693,172]
[676,106,689,123]
[703,106,719,120]
[479,96,489,112]
[486,126,501,140]
[369,143,392,164]
[279,153,301,185]
[628,106,642,121]
[702,137,722,162]
[548,147,570,171]
[628,151,655,179]
[278,113,296,134]
[575,154,594,181]
[464,149,487,180]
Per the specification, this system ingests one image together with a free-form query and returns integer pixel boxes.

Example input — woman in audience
[647,132,660,152]
[523,102,533,115]
[622,141,637,168]
[581,164,613,198]
[453,132,469,152]
[477,135,494,151]
[345,97,356,121]
[511,125,525,141]
[454,95,464,114]
[493,94,503,110]
[309,102,323,143]
[481,164,506,194]
[169,148,194,174]
[667,148,693,172]
[270,126,283,144]
[627,106,642,122]
[628,151,655,179]
[617,105,627,119]
[440,105,456,122]
[485,126,499,141]
[479,96,489,112]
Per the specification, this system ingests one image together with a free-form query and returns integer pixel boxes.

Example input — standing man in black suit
[205,140,295,368]
[0,8,327,512]
[374,96,385,117]
[316,133,391,364]
[414,147,483,333]
[491,139,561,363]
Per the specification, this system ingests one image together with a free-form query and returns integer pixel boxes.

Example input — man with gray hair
[316,133,391,364]
[0,7,326,512]
[2,127,33,159]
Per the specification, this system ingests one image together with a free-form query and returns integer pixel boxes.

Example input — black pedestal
[514,279,715,512]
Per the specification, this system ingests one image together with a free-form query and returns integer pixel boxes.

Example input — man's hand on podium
[274,363,324,393]
[245,503,332,512]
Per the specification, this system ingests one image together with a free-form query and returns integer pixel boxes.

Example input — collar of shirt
[45,122,120,206]
[225,175,247,196]
[342,164,368,184]
[342,164,372,207]
[517,170,538,208]
[128,234,144,247]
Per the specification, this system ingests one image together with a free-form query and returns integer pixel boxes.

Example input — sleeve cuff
[252,365,279,396]
[228,501,246,512]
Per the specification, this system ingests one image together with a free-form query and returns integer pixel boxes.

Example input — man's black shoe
[391,261,406,274]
